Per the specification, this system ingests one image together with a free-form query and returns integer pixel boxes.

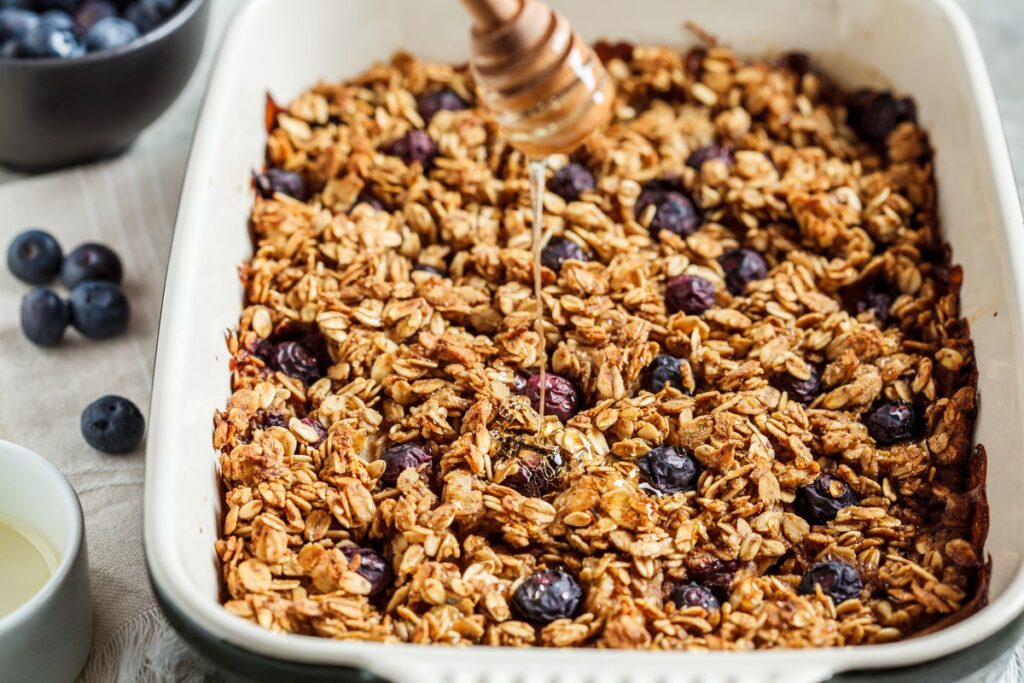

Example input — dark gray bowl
[0,0,210,172]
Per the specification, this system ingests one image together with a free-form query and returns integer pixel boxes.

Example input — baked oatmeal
[212,40,988,649]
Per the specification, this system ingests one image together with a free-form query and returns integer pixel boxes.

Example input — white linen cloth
[0,0,1020,680]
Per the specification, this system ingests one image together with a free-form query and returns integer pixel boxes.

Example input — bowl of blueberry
[0,0,209,171]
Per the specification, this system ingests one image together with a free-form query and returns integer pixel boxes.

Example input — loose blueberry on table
[61,241,123,288]
[80,394,145,454]
[510,568,583,624]
[68,279,130,339]
[20,287,70,346]
[7,228,63,285]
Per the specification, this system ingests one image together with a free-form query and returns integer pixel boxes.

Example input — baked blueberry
[865,401,917,446]
[669,583,720,611]
[524,373,580,422]
[17,17,78,58]
[635,181,701,238]
[387,129,436,168]
[380,441,433,486]
[7,229,63,285]
[641,354,690,394]
[770,366,821,404]
[298,416,327,446]
[20,287,69,347]
[540,236,588,273]
[718,248,767,295]
[74,0,117,31]
[795,475,858,524]
[0,8,38,46]
[840,275,894,325]
[123,0,177,32]
[687,558,738,602]
[61,242,123,288]
[339,545,390,596]
[548,163,595,201]
[80,395,145,454]
[258,411,287,430]
[686,145,734,170]
[254,168,306,201]
[636,445,700,495]
[500,443,564,497]
[665,274,716,315]
[418,88,469,122]
[83,16,139,51]
[797,560,863,603]
[69,280,130,339]
[847,90,916,144]
[270,340,322,384]
[510,568,583,624]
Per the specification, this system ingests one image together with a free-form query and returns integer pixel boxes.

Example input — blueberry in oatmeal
[298,416,327,446]
[540,236,588,274]
[418,88,469,122]
[510,569,583,624]
[69,280,129,339]
[770,367,821,404]
[268,340,322,384]
[524,373,579,422]
[670,583,720,611]
[635,180,700,238]
[81,394,144,454]
[20,287,69,347]
[254,168,306,201]
[387,129,435,167]
[548,162,595,201]
[865,401,917,446]
[380,442,433,487]
[7,229,62,285]
[686,145,734,170]
[798,561,863,604]
[640,354,689,394]
[847,89,916,144]
[718,248,767,295]
[499,441,564,497]
[795,475,858,525]
[665,274,715,315]
[339,546,390,596]
[61,242,123,288]
[636,445,700,495]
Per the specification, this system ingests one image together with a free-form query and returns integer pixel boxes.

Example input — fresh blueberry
[123,0,177,32]
[635,179,701,238]
[847,90,916,144]
[510,568,583,624]
[7,229,63,285]
[686,145,734,170]
[670,583,720,611]
[718,248,767,295]
[865,401,917,446]
[840,275,894,325]
[69,280,130,339]
[20,287,69,347]
[417,88,469,122]
[387,129,436,168]
[770,366,821,404]
[380,442,433,486]
[80,395,145,454]
[0,0,34,10]
[498,439,564,497]
[795,474,858,524]
[411,263,445,276]
[37,0,76,13]
[540,236,588,273]
[17,18,78,58]
[797,560,863,603]
[74,0,117,31]
[268,340,322,384]
[38,8,74,30]
[641,354,690,394]
[253,168,306,201]
[548,163,595,202]
[61,243,123,288]
[339,545,390,596]
[665,274,716,315]
[83,16,139,51]
[524,373,580,422]
[298,416,327,447]
[0,8,38,46]
[636,445,700,495]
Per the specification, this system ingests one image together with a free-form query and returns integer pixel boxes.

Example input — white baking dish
[144,0,1024,680]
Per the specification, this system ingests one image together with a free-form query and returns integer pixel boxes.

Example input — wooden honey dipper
[460,0,615,157]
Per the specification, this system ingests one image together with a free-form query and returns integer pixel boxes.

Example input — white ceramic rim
[0,440,85,632]
[144,0,1024,677]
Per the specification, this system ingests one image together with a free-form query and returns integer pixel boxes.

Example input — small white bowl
[0,440,92,683]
